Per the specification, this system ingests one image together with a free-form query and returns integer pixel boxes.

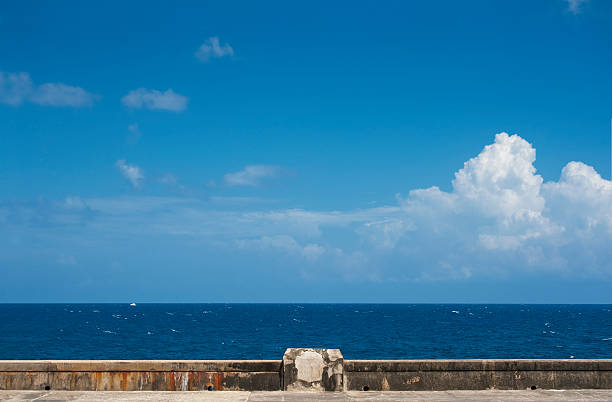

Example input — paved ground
[1,390,611,401]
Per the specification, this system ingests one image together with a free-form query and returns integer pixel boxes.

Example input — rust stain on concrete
[169,372,175,391]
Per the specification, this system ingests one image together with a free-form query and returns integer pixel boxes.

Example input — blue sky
[1,0,612,302]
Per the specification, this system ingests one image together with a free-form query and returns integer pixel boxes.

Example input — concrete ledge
[0,361,281,372]
[344,359,612,372]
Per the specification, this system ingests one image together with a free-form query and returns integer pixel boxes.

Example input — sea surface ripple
[0,304,610,359]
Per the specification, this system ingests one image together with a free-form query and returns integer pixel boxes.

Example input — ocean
[0,304,610,360]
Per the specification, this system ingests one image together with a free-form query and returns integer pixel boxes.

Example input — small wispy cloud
[224,165,282,187]
[116,159,144,189]
[566,0,588,14]
[158,173,179,186]
[236,235,326,262]
[121,88,188,112]
[30,83,96,107]
[195,37,234,62]
[127,123,141,145]
[0,71,97,107]
[209,196,281,205]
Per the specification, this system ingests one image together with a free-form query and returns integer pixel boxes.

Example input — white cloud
[452,133,544,219]
[195,37,234,62]
[360,219,414,249]
[236,235,326,262]
[127,123,141,144]
[0,72,32,106]
[378,132,611,279]
[115,160,144,189]
[158,173,179,186]
[157,173,188,193]
[121,88,188,112]
[209,196,281,205]
[30,83,96,107]
[63,196,89,210]
[566,0,588,14]
[302,243,326,261]
[0,71,96,107]
[4,132,612,282]
[224,165,282,186]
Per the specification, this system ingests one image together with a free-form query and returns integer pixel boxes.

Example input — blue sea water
[0,304,610,360]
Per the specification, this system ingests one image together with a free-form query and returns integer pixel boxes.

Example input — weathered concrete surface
[2,390,612,401]
[1,358,611,392]
[282,349,343,391]
[0,361,281,391]
[344,360,612,391]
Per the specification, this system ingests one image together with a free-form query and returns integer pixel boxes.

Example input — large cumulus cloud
[367,132,611,280]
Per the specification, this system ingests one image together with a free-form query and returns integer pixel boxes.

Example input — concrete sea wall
[344,359,612,391]
[0,361,281,391]
[1,349,611,392]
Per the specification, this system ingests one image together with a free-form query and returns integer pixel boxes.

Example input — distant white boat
[130,303,136,306]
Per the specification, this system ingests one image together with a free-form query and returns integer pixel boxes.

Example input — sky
[1,0,612,302]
